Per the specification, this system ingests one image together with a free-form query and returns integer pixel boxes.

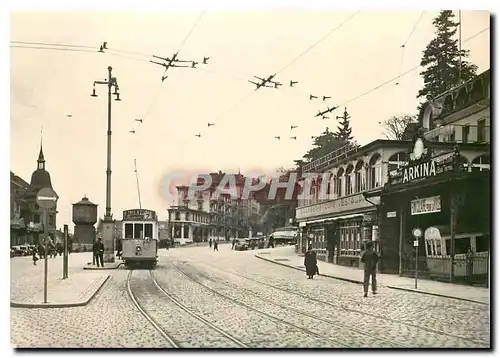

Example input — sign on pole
[36,188,58,304]
[36,188,58,209]
[412,227,422,290]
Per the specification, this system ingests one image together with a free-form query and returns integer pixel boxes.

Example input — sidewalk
[10,253,110,308]
[254,247,489,305]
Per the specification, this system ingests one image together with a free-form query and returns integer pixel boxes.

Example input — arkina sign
[403,160,437,183]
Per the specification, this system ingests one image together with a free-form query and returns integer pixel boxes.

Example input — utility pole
[91,66,121,263]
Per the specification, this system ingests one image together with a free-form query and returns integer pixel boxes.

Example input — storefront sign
[386,211,397,218]
[402,160,437,183]
[123,209,156,221]
[296,194,379,220]
[410,196,441,216]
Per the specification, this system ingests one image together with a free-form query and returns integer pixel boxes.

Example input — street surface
[11,244,490,348]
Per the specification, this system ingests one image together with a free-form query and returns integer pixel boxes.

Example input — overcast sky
[10,10,490,228]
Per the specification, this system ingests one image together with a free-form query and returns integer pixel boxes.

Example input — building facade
[167,172,261,245]
[372,69,490,282]
[10,145,58,246]
[296,140,411,267]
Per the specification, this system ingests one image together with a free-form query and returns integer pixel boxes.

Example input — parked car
[234,239,248,251]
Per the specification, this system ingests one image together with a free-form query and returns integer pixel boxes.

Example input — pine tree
[301,127,348,164]
[334,107,354,142]
[417,10,478,101]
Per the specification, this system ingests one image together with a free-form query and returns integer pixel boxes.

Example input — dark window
[476,235,490,252]
[455,237,470,255]
[462,125,470,143]
[198,202,203,211]
[175,212,180,220]
[183,225,189,238]
[144,224,153,239]
[33,214,40,223]
[125,224,134,238]
[134,223,144,239]
[48,215,54,226]
[477,119,486,142]
[186,213,190,221]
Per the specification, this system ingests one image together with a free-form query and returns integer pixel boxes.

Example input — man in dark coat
[361,241,379,297]
[304,247,317,279]
[93,237,105,268]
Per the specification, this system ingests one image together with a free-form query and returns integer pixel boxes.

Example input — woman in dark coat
[304,247,318,279]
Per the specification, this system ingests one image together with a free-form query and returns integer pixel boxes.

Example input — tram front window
[125,224,134,239]
[145,224,153,239]
[134,223,144,239]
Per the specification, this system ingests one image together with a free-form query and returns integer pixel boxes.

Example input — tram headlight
[136,246,142,253]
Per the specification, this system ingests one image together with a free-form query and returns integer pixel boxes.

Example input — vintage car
[234,239,249,251]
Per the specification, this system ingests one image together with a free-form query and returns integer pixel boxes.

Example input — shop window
[462,125,470,143]
[476,235,490,252]
[455,237,471,255]
[145,224,153,239]
[183,225,189,238]
[125,223,134,239]
[174,225,181,238]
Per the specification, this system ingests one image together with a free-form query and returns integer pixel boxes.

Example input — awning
[10,218,25,229]
[303,213,364,225]
[271,230,297,239]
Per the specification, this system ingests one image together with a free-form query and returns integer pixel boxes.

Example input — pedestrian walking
[214,239,219,251]
[304,247,317,279]
[93,237,105,268]
[116,239,123,259]
[32,247,39,266]
[232,238,236,250]
[361,241,379,297]
[209,238,212,248]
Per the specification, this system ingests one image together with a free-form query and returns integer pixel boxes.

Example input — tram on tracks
[121,208,159,269]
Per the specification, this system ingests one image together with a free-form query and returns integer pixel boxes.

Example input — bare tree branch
[381,114,417,140]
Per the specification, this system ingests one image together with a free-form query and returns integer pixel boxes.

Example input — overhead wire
[396,11,426,85]
[201,10,362,138]
[307,25,490,140]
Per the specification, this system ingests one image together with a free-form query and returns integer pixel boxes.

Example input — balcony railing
[424,123,490,144]
[302,141,359,173]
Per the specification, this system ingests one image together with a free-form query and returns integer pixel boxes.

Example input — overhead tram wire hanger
[199,10,362,139]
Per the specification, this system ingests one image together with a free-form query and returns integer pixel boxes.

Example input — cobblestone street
[11,245,491,348]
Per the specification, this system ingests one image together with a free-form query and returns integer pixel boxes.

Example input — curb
[83,263,123,270]
[255,254,489,304]
[386,285,489,305]
[255,254,363,285]
[10,274,111,309]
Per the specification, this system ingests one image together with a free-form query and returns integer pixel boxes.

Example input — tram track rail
[182,258,489,346]
[126,269,248,348]
[182,267,407,348]
[172,264,350,348]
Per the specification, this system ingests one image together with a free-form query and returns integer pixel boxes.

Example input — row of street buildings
[10,146,60,247]
[295,69,490,283]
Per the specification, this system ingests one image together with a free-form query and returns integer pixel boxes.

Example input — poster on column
[410,195,441,215]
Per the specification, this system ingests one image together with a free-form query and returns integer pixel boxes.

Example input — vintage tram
[121,209,159,269]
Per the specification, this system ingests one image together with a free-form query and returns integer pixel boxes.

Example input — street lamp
[91,66,121,263]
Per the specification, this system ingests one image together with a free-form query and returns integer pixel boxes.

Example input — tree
[381,114,417,140]
[297,127,348,165]
[417,10,478,102]
[334,107,354,142]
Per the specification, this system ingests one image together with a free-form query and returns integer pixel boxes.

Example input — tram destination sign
[123,209,156,221]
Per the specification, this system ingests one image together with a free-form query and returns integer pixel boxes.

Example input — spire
[37,127,45,170]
